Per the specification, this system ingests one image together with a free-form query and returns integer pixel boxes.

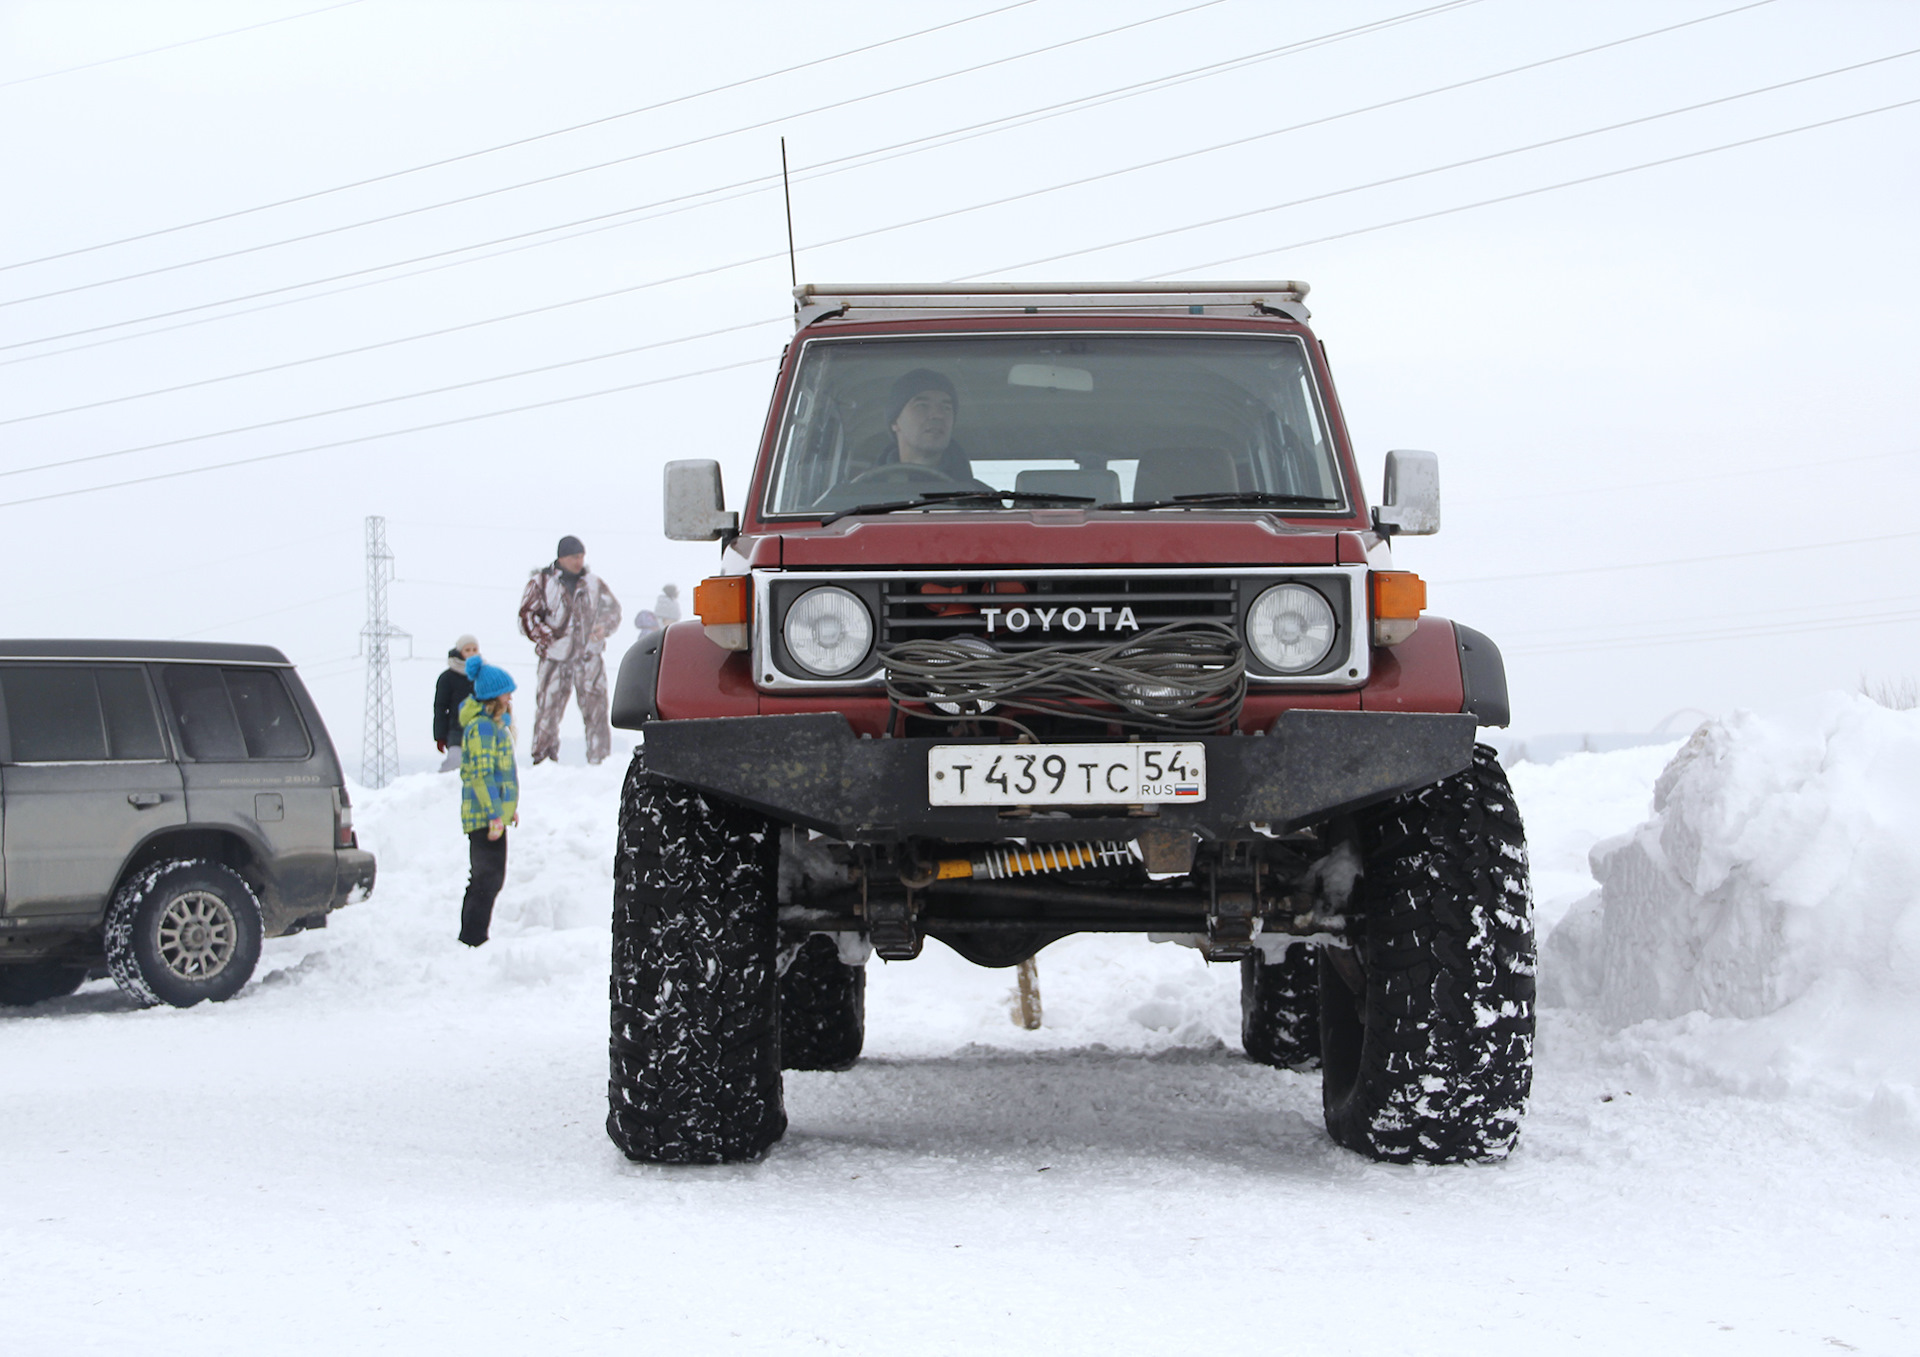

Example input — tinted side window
[223,668,310,759]
[0,665,108,762]
[96,665,167,760]
[162,665,247,761]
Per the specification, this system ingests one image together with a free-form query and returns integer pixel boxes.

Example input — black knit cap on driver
[886,368,957,426]
[556,534,585,558]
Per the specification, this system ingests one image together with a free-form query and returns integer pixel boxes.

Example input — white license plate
[927,743,1207,807]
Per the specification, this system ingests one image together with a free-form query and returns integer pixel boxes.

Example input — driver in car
[877,369,990,489]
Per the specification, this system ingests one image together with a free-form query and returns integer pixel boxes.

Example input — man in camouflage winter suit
[517,535,622,764]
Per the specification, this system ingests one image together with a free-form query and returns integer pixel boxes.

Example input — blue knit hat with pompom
[465,653,517,700]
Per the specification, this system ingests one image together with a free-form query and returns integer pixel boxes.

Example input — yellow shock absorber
[934,841,1135,880]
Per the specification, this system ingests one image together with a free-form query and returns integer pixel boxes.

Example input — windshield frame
[751,326,1355,525]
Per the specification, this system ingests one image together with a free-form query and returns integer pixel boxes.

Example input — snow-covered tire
[780,934,865,1071]
[1320,744,1535,1164]
[105,859,263,1009]
[0,962,89,1006]
[606,753,786,1164]
[1240,944,1321,1069]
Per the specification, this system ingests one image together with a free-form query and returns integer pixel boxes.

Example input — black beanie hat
[556,534,585,558]
[887,368,957,426]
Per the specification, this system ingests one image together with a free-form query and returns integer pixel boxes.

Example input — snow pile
[262,745,636,999]
[271,739,1244,1055]
[1504,741,1679,931]
[1543,695,1920,1133]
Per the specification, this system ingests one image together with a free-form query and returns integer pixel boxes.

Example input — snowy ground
[5,724,1918,1354]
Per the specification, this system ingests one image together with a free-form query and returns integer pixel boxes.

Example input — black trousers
[461,828,507,946]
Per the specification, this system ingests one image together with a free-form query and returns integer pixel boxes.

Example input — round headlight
[782,586,873,676]
[1246,583,1336,673]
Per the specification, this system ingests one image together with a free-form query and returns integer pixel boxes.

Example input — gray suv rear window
[161,665,310,761]
[224,667,310,759]
[0,664,166,762]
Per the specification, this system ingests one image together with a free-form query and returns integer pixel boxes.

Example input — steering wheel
[846,461,965,489]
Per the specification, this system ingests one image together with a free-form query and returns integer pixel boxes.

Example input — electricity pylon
[359,515,410,788]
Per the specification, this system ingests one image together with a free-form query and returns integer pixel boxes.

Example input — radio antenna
[780,136,797,288]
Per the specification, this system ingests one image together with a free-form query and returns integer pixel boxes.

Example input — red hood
[765,511,1354,569]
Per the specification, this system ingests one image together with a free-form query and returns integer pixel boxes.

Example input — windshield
[762,333,1345,517]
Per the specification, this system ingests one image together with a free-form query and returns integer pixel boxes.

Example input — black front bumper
[641,710,1476,843]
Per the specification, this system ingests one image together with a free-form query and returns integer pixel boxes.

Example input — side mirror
[1374,449,1440,537]
[663,459,738,542]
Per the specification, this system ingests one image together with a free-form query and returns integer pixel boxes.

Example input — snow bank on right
[1544,694,1920,1136]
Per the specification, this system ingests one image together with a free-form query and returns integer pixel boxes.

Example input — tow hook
[863,873,923,961]
[1205,864,1257,961]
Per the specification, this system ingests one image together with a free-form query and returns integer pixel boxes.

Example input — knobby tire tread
[1321,744,1536,1164]
[780,934,866,1072]
[1240,944,1322,1069]
[606,752,786,1164]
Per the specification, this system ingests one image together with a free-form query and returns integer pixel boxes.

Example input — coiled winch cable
[883,620,1246,735]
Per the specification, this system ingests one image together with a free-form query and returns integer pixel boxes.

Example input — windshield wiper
[818,489,1093,526]
[1097,491,1341,512]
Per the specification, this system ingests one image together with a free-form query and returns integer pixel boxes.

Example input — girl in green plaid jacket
[457,657,519,946]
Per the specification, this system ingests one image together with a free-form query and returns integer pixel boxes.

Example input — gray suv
[0,640,375,1008]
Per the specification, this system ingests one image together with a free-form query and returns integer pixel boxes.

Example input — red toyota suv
[608,282,1531,1166]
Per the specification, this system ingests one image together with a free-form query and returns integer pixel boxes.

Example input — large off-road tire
[1320,744,1535,1164]
[105,859,263,1009]
[0,962,89,1007]
[1240,943,1321,1069]
[780,934,865,1071]
[606,753,786,1164]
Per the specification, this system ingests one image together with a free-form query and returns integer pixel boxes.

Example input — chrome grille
[881,574,1238,652]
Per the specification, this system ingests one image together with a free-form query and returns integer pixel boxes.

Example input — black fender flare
[611,630,664,729]
[1454,623,1510,728]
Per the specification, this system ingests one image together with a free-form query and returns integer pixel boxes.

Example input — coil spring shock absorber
[934,841,1137,881]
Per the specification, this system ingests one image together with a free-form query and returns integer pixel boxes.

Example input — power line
[11,57,1913,490]
[0,1,1486,317]
[0,0,368,90]
[0,0,1216,290]
[0,316,784,476]
[1153,96,1920,278]
[1459,446,1918,508]
[3,0,1740,345]
[965,46,1920,278]
[171,587,361,639]
[0,0,1040,269]
[397,578,519,593]
[1441,524,1920,587]
[12,39,1907,506]
[1497,590,1920,641]
[0,354,779,511]
[9,30,1881,364]
[0,308,781,429]
[1507,605,1920,657]
[0,0,1483,370]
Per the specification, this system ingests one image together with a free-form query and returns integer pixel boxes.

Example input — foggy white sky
[3,0,1917,770]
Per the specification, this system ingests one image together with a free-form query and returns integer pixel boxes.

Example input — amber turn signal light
[1370,570,1425,647]
[1371,571,1426,618]
[694,575,749,624]
[694,575,751,651]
